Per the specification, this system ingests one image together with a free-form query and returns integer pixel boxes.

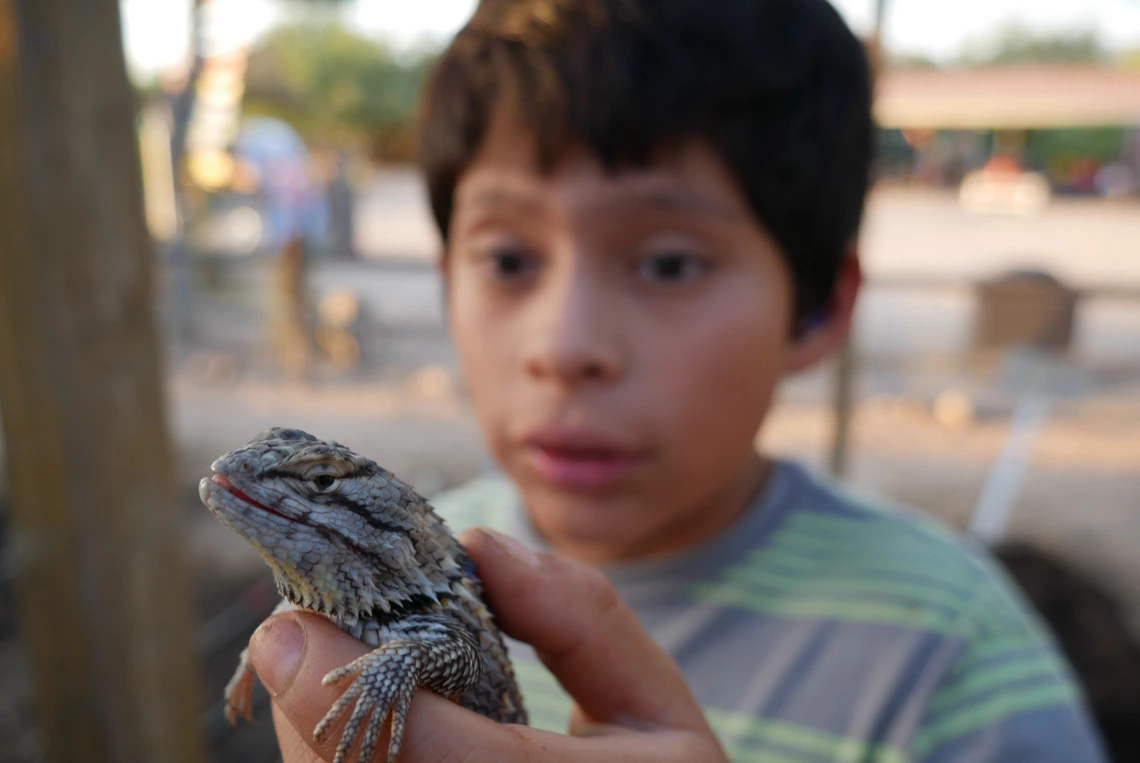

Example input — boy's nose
[527,346,616,383]
[523,273,623,385]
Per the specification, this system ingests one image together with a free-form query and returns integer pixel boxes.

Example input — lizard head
[199,427,451,624]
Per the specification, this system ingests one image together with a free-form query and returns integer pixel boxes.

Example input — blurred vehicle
[959,154,1051,215]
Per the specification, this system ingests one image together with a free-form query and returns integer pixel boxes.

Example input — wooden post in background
[0,2,205,762]
[275,234,314,382]
[829,0,890,478]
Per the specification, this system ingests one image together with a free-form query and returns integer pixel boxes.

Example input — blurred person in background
[232,117,331,257]
[248,1,1109,761]
[232,117,331,380]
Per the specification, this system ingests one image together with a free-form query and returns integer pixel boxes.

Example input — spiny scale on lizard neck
[201,426,474,627]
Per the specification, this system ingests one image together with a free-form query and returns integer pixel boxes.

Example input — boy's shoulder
[788,472,1101,759]
[701,461,1052,642]
[793,471,997,586]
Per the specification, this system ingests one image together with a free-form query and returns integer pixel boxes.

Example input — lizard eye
[312,474,337,491]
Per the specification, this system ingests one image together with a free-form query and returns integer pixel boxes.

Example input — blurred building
[874,66,1140,202]
[876,66,1140,129]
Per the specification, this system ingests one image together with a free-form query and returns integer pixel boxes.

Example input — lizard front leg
[314,614,483,763]
[223,646,256,725]
[224,598,299,726]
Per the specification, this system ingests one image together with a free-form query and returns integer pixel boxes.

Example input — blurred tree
[886,52,939,69]
[0,1,206,762]
[171,0,356,170]
[1024,126,1129,184]
[957,23,1105,66]
[243,23,437,161]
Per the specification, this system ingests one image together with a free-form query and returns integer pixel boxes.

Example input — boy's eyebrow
[625,188,745,219]
[458,189,545,215]
[460,187,744,219]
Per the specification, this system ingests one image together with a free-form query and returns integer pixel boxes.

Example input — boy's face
[443,115,838,563]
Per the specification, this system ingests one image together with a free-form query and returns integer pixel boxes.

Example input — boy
[251,0,1107,760]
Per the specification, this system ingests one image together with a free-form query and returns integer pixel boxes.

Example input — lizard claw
[315,643,424,763]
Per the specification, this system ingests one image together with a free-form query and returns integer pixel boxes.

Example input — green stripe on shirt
[721,564,972,612]
[691,581,956,631]
[771,517,983,578]
[912,683,1080,756]
[756,547,979,597]
[706,708,909,763]
[927,654,1070,713]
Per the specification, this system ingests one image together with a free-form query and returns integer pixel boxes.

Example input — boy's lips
[521,427,643,490]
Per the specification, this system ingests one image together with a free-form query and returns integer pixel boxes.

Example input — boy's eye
[637,252,708,283]
[493,250,530,277]
[478,245,539,282]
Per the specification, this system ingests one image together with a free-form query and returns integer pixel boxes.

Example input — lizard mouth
[211,473,298,524]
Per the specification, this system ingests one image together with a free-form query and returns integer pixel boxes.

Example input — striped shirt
[433,459,1107,762]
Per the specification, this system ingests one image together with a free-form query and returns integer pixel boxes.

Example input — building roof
[875,66,1140,129]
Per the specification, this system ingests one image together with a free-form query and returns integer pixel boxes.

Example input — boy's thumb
[249,614,308,696]
[248,611,374,761]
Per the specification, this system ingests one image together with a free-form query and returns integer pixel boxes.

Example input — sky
[121,0,1140,80]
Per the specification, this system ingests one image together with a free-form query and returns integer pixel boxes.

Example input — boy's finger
[459,528,712,734]
[401,722,724,763]
[268,706,326,763]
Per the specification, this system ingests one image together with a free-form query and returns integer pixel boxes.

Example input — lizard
[198,427,528,763]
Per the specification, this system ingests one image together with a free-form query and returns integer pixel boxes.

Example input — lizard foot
[315,642,424,763]
[223,656,256,726]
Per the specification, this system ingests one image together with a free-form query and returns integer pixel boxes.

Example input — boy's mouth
[522,427,642,490]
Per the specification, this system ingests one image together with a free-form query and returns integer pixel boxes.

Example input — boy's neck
[544,453,773,567]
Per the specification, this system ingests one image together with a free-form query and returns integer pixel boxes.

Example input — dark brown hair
[417,0,875,324]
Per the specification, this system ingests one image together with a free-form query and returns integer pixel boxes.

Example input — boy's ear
[784,249,862,373]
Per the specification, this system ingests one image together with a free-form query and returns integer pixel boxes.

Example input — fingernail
[481,528,542,569]
[250,614,306,696]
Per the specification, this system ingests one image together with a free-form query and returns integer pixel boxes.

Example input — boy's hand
[247,527,728,763]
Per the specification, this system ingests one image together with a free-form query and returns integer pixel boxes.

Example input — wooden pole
[165,0,211,349]
[828,340,856,477]
[275,234,314,382]
[0,2,206,762]
[829,1,890,478]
